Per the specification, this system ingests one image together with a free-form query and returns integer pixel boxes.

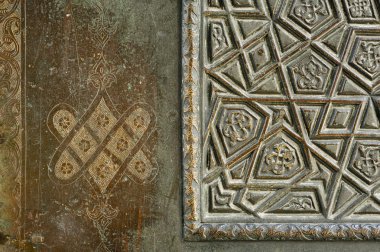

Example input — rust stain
[136,207,143,252]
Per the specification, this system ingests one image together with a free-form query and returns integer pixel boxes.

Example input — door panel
[0,0,379,251]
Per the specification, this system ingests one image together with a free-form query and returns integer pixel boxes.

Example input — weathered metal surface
[0,0,22,247]
[0,0,380,251]
[0,0,163,250]
[183,0,380,241]
[21,1,161,250]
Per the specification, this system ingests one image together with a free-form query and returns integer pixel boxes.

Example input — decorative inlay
[44,3,158,250]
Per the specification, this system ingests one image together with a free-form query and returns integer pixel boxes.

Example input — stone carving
[183,0,380,241]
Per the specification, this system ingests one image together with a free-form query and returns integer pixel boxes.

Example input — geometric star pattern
[201,0,380,222]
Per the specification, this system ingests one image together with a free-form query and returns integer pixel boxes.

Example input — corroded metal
[1,0,162,250]
[0,0,21,245]
[183,0,380,241]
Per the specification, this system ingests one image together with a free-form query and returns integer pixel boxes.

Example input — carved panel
[183,0,380,241]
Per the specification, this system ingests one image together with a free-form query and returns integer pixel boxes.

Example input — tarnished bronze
[23,1,161,250]
[182,0,380,241]
[0,0,166,250]
[2,0,380,250]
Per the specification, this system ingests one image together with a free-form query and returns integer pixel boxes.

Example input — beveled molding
[182,0,380,241]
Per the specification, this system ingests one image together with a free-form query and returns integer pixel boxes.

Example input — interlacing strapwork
[46,3,158,251]
[201,0,380,223]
